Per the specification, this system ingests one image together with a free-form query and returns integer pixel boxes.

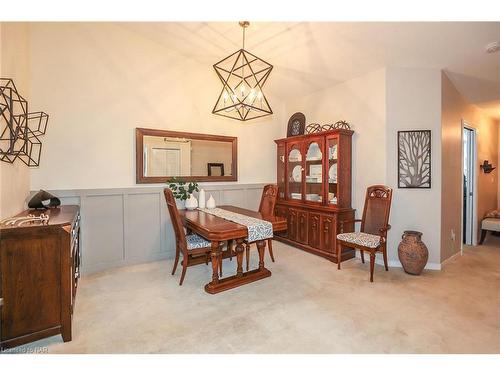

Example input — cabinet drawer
[297,210,308,244]
[287,209,298,241]
[320,215,337,253]
[286,208,308,243]
[308,213,321,249]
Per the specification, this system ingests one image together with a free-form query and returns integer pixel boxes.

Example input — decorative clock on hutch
[286,112,306,137]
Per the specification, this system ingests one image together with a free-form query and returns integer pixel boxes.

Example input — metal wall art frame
[398,130,431,189]
[0,78,49,166]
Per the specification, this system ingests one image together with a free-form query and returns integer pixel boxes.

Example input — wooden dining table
[178,205,287,294]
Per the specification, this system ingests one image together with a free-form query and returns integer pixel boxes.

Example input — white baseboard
[440,251,462,267]
[353,253,442,270]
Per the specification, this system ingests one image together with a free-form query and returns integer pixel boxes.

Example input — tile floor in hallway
[9,236,500,354]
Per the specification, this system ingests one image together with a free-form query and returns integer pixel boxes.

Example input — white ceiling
[122,22,500,119]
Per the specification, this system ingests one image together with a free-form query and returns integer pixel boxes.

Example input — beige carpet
[9,236,500,354]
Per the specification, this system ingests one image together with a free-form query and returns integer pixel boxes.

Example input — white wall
[0,23,31,219]
[386,67,442,266]
[28,23,285,190]
[287,67,443,267]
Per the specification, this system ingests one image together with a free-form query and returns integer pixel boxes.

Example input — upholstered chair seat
[186,234,212,250]
[336,232,381,248]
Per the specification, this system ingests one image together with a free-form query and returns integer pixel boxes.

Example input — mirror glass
[136,129,237,183]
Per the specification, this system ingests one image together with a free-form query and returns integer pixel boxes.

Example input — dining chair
[164,188,223,285]
[336,185,393,282]
[240,184,278,270]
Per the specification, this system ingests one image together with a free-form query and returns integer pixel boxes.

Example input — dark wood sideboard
[0,205,81,349]
[274,130,355,263]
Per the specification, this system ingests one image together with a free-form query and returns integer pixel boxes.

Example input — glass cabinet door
[277,142,286,199]
[305,139,324,203]
[326,136,339,205]
[287,143,303,200]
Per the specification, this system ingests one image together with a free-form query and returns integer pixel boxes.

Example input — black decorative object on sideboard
[0,206,80,349]
[0,78,49,166]
[28,189,61,209]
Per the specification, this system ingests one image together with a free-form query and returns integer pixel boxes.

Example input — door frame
[461,121,478,248]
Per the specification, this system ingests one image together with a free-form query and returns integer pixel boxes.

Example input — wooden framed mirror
[135,128,237,183]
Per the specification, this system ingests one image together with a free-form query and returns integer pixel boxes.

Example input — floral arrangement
[167,177,199,201]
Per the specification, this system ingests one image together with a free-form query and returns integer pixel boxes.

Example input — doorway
[462,125,476,246]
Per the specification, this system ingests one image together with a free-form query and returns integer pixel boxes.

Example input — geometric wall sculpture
[0,78,49,166]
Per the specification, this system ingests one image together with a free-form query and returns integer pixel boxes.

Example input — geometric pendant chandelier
[212,21,273,121]
[0,78,49,166]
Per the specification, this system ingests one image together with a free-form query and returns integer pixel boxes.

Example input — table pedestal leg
[210,241,220,285]
[235,238,244,277]
[205,237,272,294]
[256,240,266,270]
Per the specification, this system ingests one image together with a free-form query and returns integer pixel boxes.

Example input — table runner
[198,207,273,242]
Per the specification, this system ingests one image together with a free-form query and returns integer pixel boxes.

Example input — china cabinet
[274,129,355,263]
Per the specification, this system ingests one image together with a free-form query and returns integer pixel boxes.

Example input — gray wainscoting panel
[59,196,81,206]
[83,194,125,268]
[125,193,162,260]
[245,187,265,211]
[34,184,267,275]
[221,189,246,207]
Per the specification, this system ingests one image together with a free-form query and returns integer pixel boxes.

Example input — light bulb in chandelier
[248,88,256,102]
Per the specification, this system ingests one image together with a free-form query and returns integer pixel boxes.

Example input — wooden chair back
[164,188,187,253]
[361,185,393,236]
[258,184,279,216]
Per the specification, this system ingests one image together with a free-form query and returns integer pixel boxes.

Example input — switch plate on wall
[451,229,456,241]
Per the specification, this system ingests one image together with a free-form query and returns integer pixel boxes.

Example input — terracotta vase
[398,231,428,275]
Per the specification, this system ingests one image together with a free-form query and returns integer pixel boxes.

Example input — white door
[150,148,181,176]
[144,138,191,177]
[462,126,476,245]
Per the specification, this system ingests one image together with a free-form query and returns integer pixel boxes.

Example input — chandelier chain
[242,26,245,50]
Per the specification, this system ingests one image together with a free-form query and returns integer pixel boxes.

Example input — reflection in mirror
[143,136,233,178]
[136,128,237,183]
[207,163,225,176]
